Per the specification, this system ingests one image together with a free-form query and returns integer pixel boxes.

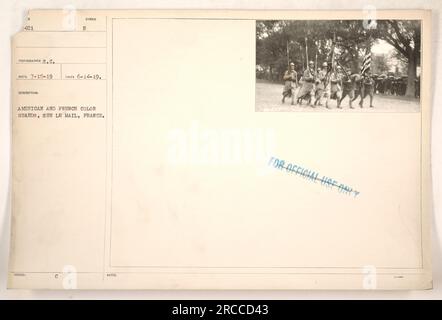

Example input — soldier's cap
[290,62,295,66]
[322,62,328,67]
[309,61,314,65]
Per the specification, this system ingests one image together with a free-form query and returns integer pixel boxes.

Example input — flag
[361,47,371,76]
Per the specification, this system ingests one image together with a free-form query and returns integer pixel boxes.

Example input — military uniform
[282,69,297,104]
[340,73,361,108]
[314,68,327,106]
[325,70,342,108]
[297,67,315,104]
[359,74,374,108]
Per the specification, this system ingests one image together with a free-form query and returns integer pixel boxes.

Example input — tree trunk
[405,50,417,97]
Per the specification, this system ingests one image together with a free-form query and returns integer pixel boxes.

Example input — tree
[377,20,420,97]
[256,20,378,81]
[256,21,292,81]
[256,19,421,94]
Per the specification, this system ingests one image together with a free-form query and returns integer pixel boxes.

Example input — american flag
[360,47,371,76]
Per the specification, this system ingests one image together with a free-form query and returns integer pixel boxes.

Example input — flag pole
[331,32,336,72]
[286,40,290,67]
[315,41,318,75]
[305,37,309,70]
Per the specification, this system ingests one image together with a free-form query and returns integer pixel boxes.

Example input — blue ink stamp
[268,156,360,197]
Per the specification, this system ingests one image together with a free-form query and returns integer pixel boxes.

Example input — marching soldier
[340,69,361,109]
[282,62,298,105]
[325,65,343,109]
[296,61,316,105]
[359,70,375,108]
[313,62,328,107]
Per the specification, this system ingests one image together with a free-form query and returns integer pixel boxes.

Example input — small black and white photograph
[256,19,421,112]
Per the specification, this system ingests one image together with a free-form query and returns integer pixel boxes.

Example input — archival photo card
[256,19,421,112]
[8,10,432,290]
